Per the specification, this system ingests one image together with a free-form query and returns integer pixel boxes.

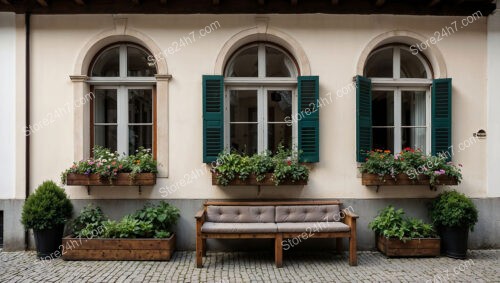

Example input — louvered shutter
[431,78,452,161]
[356,75,372,162]
[298,76,319,163]
[202,75,224,163]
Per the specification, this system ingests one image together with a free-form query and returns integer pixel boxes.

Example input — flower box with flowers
[211,146,309,186]
[61,147,158,186]
[360,148,461,187]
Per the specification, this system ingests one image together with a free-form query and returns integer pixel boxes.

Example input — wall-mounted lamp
[473,129,486,139]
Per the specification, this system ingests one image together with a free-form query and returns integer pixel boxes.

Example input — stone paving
[0,250,499,283]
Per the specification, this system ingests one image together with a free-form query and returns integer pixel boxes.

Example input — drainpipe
[25,12,30,251]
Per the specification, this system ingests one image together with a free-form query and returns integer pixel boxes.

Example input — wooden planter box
[376,234,440,257]
[66,173,156,186]
[362,173,458,186]
[211,172,307,186]
[61,234,175,261]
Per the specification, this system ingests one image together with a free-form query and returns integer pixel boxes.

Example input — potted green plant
[61,146,158,186]
[62,201,180,261]
[369,205,440,257]
[21,180,73,259]
[211,146,309,186]
[360,148,462,188]
[429,190,478,259]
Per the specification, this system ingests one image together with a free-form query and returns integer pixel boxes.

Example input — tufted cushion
[276,222,350,233]
[275,205,341,222]
[206,206,275,223]
[201,222,278,233]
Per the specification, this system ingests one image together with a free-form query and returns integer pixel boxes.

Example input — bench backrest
[204,201,343,223]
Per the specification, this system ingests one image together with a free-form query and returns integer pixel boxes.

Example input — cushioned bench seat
[195,201,358,268]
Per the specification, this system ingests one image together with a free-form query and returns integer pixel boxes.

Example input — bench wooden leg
[275,234,283,268]
[336,238,343,254]
[349,236,357,266]
[202,239,207,256]
[196,235,203,268]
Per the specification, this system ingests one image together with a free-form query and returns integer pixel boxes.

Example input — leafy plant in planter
[360,148,462,186]
[70,204,108,238]
[212,145,309,186]
[429,190,478,259]
[21,181,73,258]
[369,206,439,257]
[61,146,158,185]
[131,201,180,238]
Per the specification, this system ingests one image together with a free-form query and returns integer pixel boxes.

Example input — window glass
[373,128,394,153]
[364,48,393,78]
[400,49,427,78]
[267,90,292,122]
[227,46,258,77]
[94,89,117,124]
[372,91,394,126]
[402,127,426,152]
[402,91,426,126]
[95,125,117,152]
[230,90,258,122]
[127,46,156,77]
[266,46,292,77]
[129,125,153,155]
[230,124,258,155]
[129,89,153,123]
[91,47,120,77]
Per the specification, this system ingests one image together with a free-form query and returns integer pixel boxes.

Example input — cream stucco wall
[25,14,489,200]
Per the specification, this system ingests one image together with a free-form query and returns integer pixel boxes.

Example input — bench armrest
[195,209,205,221]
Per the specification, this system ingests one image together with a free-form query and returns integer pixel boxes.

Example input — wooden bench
[195,200,358,268]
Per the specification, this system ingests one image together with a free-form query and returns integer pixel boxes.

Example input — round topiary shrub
[21,180,73,231]
[429,190,478,231]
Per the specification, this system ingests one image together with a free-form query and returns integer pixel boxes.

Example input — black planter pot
[440,225,469,259]
[33,225,64,259]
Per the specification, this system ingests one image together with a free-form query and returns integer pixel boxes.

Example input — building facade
[0,0,499,251]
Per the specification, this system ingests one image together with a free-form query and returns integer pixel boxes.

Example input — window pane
[129,89,153,123]
[364,48,393,78]
[94,89,117,123]
[91,47,120,77]
[266,46,293,77]
[402,127,426,152]
[268,90,292,122]
[268,123,292,153]
[129,125,153,155]
[230,90,258,122]
[402,91,426,126]
[230,123,258,155]
[373,128,394,153]
[127,46,156,77]
[372,91,394,126]
[95,125,117,152]
[400,49,428,78]
[226,46,258,77]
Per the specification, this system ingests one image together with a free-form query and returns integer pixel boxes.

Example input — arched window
[203,42,319,163]
[363,45,432,154]
[89,43,157,155]
[224,43,298,155]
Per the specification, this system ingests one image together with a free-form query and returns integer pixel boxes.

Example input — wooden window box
[376,234,440,257]
[361,173,459,186]
[61,234,175,261]
[65,173,156,186]
[211,173,307,186]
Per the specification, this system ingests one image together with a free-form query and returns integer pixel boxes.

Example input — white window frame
[93,85,154,155]
[223,43,298,153]
[369,45,433,154]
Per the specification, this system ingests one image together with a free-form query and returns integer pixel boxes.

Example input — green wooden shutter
[202,75,224,163]
[356,75,372,162]
[431,78,452,161]
[298,76,319,163]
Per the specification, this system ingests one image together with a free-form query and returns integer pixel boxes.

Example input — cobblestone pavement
[0,250,498,283]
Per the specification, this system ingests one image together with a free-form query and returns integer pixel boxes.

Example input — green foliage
[61,146,157,184]
[69,202,179,239]
[101,216,154,239]
[70,204,108,238]
[131,201,180,236]
[212,145,309,186]
[429,190,478,231]
[21,181,73,230]
[369,205,437,241]
[359,148,462,185]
